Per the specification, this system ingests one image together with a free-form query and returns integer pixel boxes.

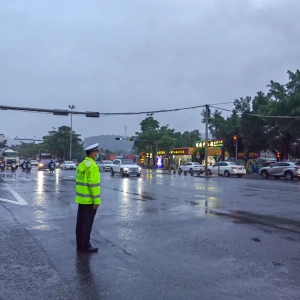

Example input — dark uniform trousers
[76,204,97,250]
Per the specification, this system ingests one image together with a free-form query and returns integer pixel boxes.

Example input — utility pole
[125,126,127,137]
[69,105,75,160]
[204,105,209,177]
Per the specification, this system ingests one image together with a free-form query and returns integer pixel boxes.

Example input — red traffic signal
[233,135,237,141]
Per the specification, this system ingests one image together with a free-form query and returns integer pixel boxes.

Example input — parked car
[60,161,77,170]
[98,160,113,172]
[110,159,141,177]
[259,162,300,180]
[178,162,204,174]
[208,161,246,177]
[30,160,39,166]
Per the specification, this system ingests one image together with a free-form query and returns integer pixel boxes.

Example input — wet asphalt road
[0,168,300,300]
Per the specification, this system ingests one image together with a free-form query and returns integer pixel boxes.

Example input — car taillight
[295,167,300,170]
[231,167,237,169]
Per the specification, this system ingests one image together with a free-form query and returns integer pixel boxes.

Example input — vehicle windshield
[120,159,135,165]
[103,161,113,164]
[229,162,238,165]
[193,162,201,165]
[4,151,19,157]
[65,161,74,164]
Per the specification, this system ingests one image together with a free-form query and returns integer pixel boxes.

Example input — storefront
[155,147,194,168]
[141,148,194,168]
[195,139,228,164]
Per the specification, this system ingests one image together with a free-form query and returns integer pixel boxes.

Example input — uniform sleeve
[87,164,101,205]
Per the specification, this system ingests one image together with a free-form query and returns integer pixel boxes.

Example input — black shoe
[80,247,98,253]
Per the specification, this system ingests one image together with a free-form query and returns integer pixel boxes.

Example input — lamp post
[69,105,75,160]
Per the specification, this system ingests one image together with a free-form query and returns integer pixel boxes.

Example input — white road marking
[0,187,28,206]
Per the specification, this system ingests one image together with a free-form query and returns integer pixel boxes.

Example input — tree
[157,125,177,154]
[180,130,201,147]
[134,114,160,165]
[0,139,8,149]
[135,115,203,166]
[205,69,300,161]
[11,142,41,159]
[42,126,84,161]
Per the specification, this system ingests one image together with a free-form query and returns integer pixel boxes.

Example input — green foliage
[0,139,8,149]
[42,126,83,161]
[134,115,201,156]
[192,148,205,164]
[206,69,300,159]
[11,126,84,161]
[11,142,41,159]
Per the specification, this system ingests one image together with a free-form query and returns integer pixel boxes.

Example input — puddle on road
[0,173,18,182]
[107,187,155,201]
[207,210,300,233]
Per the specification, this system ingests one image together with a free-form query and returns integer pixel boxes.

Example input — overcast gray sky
[1,0,300,141]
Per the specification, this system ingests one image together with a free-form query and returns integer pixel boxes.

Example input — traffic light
[233,135,237,146]
[115,137,122,140]
[127,138,134,141]
[276,151,280,162]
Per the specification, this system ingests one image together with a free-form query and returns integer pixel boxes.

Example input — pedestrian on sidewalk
[75,143,101,253]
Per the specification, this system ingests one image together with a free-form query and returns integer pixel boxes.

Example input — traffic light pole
[204,105,209,177]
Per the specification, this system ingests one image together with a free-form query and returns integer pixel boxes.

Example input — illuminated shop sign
[154,148,190,156]
[195,140,223,148]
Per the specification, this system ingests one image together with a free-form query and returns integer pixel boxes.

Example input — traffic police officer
[75,143,101,253]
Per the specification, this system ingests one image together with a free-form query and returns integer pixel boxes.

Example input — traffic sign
[196,154,200,159]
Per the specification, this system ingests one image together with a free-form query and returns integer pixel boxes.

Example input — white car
[110,159,141,177]
[61,161,77,170]
[98,160,113,172]
[30,160,39,166]
[178,162,204,174]
[208,161,246,177]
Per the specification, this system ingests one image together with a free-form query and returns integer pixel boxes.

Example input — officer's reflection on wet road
[0,168,300,300]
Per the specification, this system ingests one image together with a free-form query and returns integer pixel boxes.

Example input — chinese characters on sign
[153,148,190,156]
[195,140,223,148]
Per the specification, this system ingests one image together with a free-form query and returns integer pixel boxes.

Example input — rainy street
[0,168,299,300]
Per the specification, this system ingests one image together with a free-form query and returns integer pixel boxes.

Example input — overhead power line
[0,102,233,117]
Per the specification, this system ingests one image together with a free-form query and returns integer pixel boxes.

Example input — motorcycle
[49,164,55,173]
[26,163,32,173]
[11,163,17,172]
[0,162,4,171]
[21,162,27,171]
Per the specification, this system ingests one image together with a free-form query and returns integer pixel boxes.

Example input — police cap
[84,143,99,153]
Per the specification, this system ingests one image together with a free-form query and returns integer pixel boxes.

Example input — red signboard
[106,154,116,160]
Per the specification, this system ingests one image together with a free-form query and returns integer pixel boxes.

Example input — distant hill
[5,137,20,147]
[84,135,133,152]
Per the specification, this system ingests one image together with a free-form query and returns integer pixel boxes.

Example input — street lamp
[69,105,76,160]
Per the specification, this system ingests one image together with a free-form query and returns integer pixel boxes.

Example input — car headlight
[124,167,129,170]
[138,167,141,171]
[39,163,43,166]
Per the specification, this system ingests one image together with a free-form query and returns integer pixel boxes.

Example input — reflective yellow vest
[75,157,101,205]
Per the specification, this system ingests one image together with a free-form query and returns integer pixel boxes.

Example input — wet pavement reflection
[0,168,300,299]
